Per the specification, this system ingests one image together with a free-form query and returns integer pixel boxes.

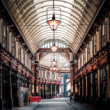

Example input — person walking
[70,94,72,103]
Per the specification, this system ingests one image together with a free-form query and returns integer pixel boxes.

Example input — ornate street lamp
[47,0,61,31]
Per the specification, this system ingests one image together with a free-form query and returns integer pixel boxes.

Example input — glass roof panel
[4,0,101,54]
[39,53,70,71]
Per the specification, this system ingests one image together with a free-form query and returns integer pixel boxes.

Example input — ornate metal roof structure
[3,0,101,54]
[3,0,102,71]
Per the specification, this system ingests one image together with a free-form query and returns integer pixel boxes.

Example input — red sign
[87,67,92,73]
[99,56,107,66]
[92,63,98,70]
[30,96,42,102]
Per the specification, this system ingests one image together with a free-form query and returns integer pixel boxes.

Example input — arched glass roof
[39,53,70,71]
[40,39,68,48]
[4,0,101,54]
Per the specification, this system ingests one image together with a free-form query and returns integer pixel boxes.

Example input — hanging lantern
[50,65,58,71]
[46,0,61,31]
[51,44,58,52]
[47,14,60,30]
[51,59,57,66]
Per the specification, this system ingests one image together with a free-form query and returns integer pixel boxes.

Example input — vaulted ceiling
[39,53,70,71]
[3,0,102,54]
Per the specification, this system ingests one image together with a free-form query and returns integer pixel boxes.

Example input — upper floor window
[23,49,25,64]
[25,53,27,66]
[11,33,15,56]
[87,42,91,61]
[83,48,86,64]
[80,54,82,68]
[101,22,107,48]
[94,34,97,55]
[78,58,80,69]
[18,42,21,60]
[2,23,7,49]
[52,72,55,79]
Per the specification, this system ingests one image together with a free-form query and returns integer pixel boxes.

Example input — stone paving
[13,98,94,110]
[13,102,40,110]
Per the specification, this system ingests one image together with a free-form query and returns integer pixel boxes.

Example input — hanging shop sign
[87,67,92,73]
[99,55,107,66]
[92,62,98,70]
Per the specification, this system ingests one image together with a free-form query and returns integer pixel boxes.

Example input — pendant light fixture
[51,30,58,52]
[47,0,61,31]
[51,59,57,66]
[50,53,59,71]
[50,65,59,71]
[51,53,57,66]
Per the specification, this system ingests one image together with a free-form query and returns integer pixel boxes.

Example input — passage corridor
[36,98,93,110]
[14,98,94,110]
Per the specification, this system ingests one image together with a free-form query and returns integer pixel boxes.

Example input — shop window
[101,22,107,48]
[87,74,91,98]
[2,23,7,49]
[93,34,97,55]
[93,71,98,99]
[100,66,107,82]
[100,65,107,100]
